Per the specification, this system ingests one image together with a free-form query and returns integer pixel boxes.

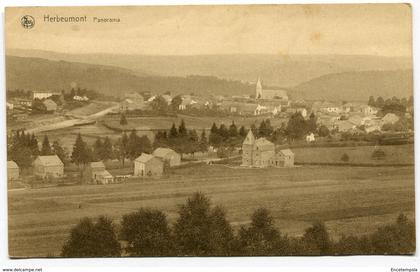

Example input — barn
[152,148,181,167]
[134,153,164,177]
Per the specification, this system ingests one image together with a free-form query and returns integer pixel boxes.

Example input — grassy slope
[8,164,414,257]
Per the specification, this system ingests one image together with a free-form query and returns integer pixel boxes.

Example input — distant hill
[5,56,254,97]
[7,49,412,87]
[290,70,413,102]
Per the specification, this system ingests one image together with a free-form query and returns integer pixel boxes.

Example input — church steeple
[256,77,263,99]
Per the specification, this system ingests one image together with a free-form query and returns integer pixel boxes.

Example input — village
[6,76,414,188]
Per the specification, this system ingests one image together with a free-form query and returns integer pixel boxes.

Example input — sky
[5,4,413,56]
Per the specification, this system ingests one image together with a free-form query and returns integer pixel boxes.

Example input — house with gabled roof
[134,153,164,177]
[153,148,181,167]
[33,155,64,179]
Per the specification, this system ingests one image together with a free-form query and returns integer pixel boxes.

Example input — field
[8,164,414,257]
[292,144,414,165]
[102,114,288,131]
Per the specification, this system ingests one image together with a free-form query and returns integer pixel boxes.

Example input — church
[255,77,289,101]
[241,130,294,168]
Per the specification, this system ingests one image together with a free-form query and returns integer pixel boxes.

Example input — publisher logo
[21,15,35,29]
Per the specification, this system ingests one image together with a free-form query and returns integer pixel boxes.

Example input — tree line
[61,192,415,257]
[9,112,329,169]
[368,95,413,115]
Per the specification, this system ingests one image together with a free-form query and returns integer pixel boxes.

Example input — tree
[169,123,178,139]
[239,126,247,138]
[174,193,234,256]
[376,96,385,108]
[368,96,376,107]
[93,138,103,161]
[101,137,113,161]
[71,133,92,166]
[29,134,39,156]
[198,130,209,152]
[218,124,229,139]
[301,222,331,255]
[171,95,183,111]
[229,121,238,137]
[237,208,282,256]
[120,208,173,256]
[127,130,141,160]
[120,113,128,126]
[151,95,168,113]
[40,135,53,155]
[61,216,121,257]
[52,140,67,164]
[318,125,330,137]
[340,153,349,162]
[307,113,317,133]
[286,112,307,140]
[178,119,188,137]
[115,132,129,167]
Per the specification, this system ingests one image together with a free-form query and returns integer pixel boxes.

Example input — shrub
[120,208,173,256]
[61,216,121,257]
[341,153,350,162]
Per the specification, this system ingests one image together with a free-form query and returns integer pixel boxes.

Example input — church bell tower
[256,77,263,99]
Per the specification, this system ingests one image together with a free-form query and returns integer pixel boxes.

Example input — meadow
[8,164,414,257]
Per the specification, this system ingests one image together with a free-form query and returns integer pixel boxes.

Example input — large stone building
[242,130,294,168]
[33,155,64,179]
[255,77,288,101]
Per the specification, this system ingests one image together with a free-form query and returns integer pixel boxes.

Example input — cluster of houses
[7,147,182,185]
[7,90,91,116]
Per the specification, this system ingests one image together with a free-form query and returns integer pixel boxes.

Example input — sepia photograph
[4,3,415,259]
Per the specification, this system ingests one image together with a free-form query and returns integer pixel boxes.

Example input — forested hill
[8,48,412,88]
[290,70,413,101]
[6,56,254,97]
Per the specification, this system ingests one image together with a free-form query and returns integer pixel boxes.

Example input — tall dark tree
[239,126,247,138]
[238,208,282,256]
[127,130,141,160]
[101,137,113,161]
[169,123,178,138]
[229,121,238,137]
[198,130,209,152]
[52,140,67,164]
[29,133,39,156]
[286,112,308,140]
[171,95,183,111]
[307,112,317,133]
[301,222,331,255]
[93,138,103,161]
[71,133,91,166]
[178,119,188,137]
[115,132,129,166]
[368,96,376,107]
[218,124,229,139]
[40,135,53,155]
[61,216,121,257]
[120,208,173,256]
[174,193,234,256]
[120,113,128,126]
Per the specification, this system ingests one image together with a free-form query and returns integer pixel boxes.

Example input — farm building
[33,91,61,100]
[153,148,181,167]
[7,161,19,181]
[134,153,164,177]
[33,155,64,179]
[43,99,57,112]
[83,161,114,184]
[242,130,294,168]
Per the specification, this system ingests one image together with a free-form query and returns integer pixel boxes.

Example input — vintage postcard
[5,4,414,258]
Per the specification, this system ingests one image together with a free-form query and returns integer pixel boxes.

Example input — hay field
[8,164,414,257]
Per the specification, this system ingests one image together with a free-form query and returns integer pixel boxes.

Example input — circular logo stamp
[21,15,35,29]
